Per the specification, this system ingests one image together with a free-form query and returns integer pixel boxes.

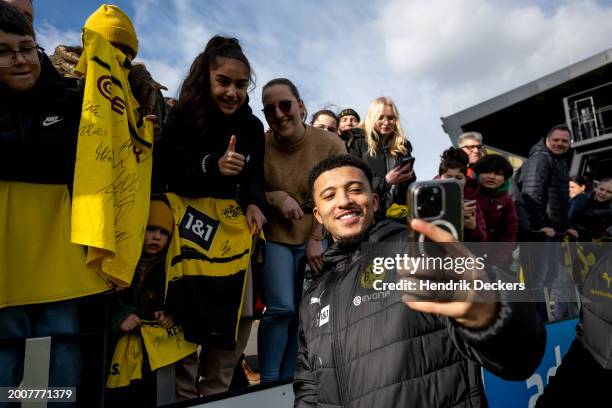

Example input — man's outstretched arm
[403,219,546,380]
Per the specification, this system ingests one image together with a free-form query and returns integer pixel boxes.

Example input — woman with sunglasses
[259,78,346,382]
[349,96,415,217]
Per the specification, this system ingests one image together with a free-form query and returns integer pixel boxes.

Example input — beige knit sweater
[264,125,347,245]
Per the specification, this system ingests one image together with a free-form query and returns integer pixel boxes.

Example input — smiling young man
[294,155,546,407]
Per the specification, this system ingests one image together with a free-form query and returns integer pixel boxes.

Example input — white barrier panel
[165,383,294,408]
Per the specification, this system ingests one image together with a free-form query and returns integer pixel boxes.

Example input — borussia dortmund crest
[361,262,383,289]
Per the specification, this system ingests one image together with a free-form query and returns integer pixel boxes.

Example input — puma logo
[310,290,325,305]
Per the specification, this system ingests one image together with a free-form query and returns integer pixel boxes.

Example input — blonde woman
[349,96,415,216]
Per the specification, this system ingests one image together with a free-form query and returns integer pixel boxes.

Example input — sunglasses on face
[262,100,292,117]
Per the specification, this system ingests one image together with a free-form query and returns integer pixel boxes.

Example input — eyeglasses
[262,100,292,117]
[460,144,483,151]
[0,45,42,67]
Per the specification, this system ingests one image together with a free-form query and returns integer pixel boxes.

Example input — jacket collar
[322,219,406,267]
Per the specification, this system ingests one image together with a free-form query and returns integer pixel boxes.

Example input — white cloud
[35,0,612,179]
[35,22,81,54]
[380,0,612,112]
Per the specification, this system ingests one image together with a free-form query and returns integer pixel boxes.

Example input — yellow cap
[84,4,138,57]
[148,200,174,236]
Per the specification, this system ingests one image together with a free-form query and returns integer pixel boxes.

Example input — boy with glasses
[0,1,109,399]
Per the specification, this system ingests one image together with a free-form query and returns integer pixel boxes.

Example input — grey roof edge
[441,47,612,129]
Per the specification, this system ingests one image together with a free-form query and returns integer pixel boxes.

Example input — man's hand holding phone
[399,219,498,330]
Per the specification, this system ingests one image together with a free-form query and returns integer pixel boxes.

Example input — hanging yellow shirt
[0,182,108,308]
[106,331,143,389]
[106,321,196,388]
[140,322,197,371]
[164,195,261,348]
[71,28,154,287]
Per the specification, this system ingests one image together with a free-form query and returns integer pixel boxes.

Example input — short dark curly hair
[0,1,34,38]
[438,147,469,176]
[472,154,514,180]
[309,155,373,200]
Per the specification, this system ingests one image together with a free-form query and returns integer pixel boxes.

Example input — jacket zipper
[331,255,351,407]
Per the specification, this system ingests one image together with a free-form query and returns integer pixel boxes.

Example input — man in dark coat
[518,124,572,238]
[517,124,574,320]
[294,155,546,407]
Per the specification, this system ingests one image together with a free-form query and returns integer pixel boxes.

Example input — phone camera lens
[416,186,443,219]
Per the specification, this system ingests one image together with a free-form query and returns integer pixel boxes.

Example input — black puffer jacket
[0,55,81,186]
[349,136,415,216]
[517,138,571,232]
[568,192,612,241]
[580,249,612,369]
[154,101,267,212]
[294,219,546,408]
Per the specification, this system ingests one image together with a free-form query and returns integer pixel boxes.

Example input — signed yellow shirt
[71,28,154,287]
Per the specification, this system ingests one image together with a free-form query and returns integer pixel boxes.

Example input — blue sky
[34,0,612,178]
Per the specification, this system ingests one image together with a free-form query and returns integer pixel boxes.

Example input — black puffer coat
[294,219,546,408]
[568,192,612,241]
[0,55,81,186]
[580,249,612,369]
[517,138,571,232]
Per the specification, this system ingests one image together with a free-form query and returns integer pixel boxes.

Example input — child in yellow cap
[84,4,138,60]
[106,196,174,405]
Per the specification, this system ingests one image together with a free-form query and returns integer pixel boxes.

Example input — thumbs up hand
[218,135,246,176]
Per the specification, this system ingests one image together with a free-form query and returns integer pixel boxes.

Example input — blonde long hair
[362,96,408,157]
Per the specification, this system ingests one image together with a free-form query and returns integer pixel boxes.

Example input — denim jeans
[257,241,305,382]
[0,300,82,392]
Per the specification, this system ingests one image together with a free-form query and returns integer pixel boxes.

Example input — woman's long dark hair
[177,36,253,128]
